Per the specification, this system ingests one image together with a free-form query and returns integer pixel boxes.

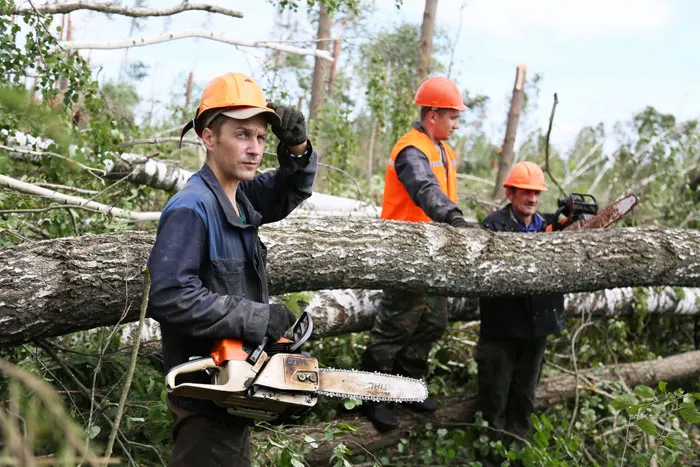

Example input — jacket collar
[501,204,545,232]
[412,121,444,151]
[199,164,262,227]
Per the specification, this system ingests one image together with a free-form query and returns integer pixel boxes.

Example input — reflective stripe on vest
[381,128,458,222]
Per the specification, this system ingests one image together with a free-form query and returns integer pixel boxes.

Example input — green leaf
[88,425,101,439]
[658,381,667,392]
[679,407,700,424]
[611,394,637,410]
[343,399,361,410]
[303,435,319,449]
[634,385,655,399]
[291,459,304,467]
[635,419,657,437]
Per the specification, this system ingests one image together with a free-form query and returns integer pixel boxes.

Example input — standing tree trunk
[417,0,439,82]
[367,120,377,184]
[184,70,194,119]
[327,35,342,96]
[309,5,331,120]
[58,15,72,92]
[492,64,527,201]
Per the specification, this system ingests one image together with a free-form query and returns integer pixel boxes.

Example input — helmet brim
[221,107,281,126]
[503,183,547,192]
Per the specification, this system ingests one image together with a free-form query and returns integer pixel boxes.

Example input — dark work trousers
[362,291,448,378]
[476,335,547,441]
[168,400,251,467]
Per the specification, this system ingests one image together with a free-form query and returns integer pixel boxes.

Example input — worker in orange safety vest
[360,76,474,431]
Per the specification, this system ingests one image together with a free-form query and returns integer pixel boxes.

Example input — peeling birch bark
[103,153,192,193]
[1,221,699,347]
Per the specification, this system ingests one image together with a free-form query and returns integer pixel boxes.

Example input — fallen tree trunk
[118,285,700,345]
[305,286,700,337]
[1,219,699,347]
[283,351,700,465]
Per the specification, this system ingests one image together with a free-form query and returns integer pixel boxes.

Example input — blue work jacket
[147,143,317,423]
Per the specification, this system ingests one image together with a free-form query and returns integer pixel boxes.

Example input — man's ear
[505,187,514,202]
[428,110,437,124]
[201,127,216,151]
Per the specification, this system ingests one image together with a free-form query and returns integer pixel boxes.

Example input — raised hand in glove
[268,103,307,147]
[446,211,474,228]
[265,303,297,341]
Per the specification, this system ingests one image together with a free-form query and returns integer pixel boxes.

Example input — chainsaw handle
[287,311,313,352]
[165,357,218,391]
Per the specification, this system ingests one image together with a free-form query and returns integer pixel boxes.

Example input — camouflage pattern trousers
[361,291,448,379]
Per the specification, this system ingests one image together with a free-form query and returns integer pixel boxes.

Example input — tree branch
[0,174,161,221]
[12,1,243,18]
[116,136,201,148]
[61,29,334,62]
[104,269,150,462]
[544,92,566,196]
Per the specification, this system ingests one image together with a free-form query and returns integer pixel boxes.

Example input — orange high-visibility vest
[381,128,458,222]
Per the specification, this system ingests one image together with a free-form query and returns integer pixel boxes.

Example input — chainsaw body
[552,193,599,230]
[166,312,319,421]
[166,311,428,422]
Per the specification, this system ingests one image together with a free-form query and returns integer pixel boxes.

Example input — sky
[40,0,700,155]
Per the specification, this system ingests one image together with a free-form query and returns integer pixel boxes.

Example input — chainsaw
[548,193,639,231]
[166,311,428,422]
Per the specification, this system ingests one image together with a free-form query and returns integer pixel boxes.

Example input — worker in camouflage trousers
[476,161,565,465]
[361,76,473,431]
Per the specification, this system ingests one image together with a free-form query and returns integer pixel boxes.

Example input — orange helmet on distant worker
[414,76,468,111]
[180,72,280,142]
[503,161,548,191]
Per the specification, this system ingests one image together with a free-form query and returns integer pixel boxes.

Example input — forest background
[1,0,700,466]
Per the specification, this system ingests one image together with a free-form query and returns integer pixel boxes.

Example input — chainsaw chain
[316,368,429,403]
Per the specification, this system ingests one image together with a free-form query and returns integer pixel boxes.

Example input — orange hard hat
[180,72,279,141]
[503,161,548,191]
[414,76,468,111]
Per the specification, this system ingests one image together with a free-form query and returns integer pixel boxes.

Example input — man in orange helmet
[146,72,316,466]
[476,161,564,462]
[360,76,473,431]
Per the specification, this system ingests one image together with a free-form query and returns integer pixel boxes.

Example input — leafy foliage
[0,0,699,466]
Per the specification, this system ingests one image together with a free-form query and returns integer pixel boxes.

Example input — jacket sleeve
[394,146,462,223]
[240,140,318,224]
[147,208,269,344]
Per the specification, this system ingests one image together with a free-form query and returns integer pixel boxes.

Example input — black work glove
[268,103,307,147]
[265,303,297,341]
[446,211,474,228]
